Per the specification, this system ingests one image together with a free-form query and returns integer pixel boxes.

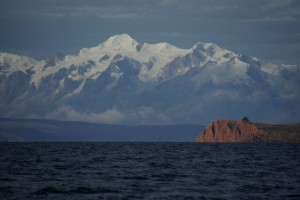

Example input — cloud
[262,0,294,9]
[1,0,299,22]
[45,106,125,124]
[131,106,172,124]
[242,16,299,22]
[44,105,171,124]
[1,0,300,64]
[0,0,140,19]
[200,4,239,11]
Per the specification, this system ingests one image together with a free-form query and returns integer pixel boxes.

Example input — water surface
[0,143,299,199]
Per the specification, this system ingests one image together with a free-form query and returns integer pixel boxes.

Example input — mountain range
[1,34,299,124]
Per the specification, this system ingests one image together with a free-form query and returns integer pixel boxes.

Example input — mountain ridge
[0,34,299,124]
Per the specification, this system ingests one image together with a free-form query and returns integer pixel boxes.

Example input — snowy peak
[193,42,232,57]
[78,34,140,57]
[105,33,137,43]
[192,42,247,66]
[100,33,139,51]
[141,42,190,56]
[0,52,37,66]
[2,34,299,85]
[0,52,38,75]
[193,42,220,50]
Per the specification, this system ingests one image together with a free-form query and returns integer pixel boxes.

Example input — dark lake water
[0,143,299,200]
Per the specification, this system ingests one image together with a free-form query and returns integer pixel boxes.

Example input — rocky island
[196,119,300,142]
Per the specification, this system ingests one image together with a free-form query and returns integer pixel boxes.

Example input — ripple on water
[0,143,299,200]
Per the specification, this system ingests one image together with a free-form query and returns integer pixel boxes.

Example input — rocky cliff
[196,119,300,142]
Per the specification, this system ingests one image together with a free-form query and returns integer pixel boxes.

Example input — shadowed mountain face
[0,34,300,124]
[196,119,300,143]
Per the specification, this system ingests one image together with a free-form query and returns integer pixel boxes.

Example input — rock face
[196,119,300,142]
[196,120,258,142]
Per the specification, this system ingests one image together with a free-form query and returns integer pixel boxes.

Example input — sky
[0,0,300,64]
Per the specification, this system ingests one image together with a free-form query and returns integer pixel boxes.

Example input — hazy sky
[1,0,300,64]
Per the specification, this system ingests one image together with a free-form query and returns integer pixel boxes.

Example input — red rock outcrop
[196,119,300,142]
[196,119,259,142]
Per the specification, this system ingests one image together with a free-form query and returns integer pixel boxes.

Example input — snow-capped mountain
[1,34,299,124]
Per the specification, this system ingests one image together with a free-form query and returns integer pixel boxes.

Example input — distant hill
[196,119,300,142]
[0,118,204,142]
